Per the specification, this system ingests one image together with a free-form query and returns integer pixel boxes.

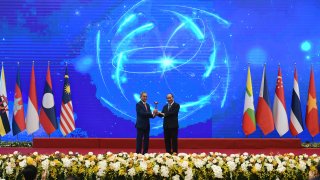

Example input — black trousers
[136,128,150,154]
[164,128,178,154]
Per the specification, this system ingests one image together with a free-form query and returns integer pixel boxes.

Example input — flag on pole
[289,67,303,136]
[39,62,57,134]
[59,65,75,136]
[26,62,39,134]
[256,65,274,135]
[273,66,289,136]
[0,63,10,136]
[12,63,26,135]
[306,67,319,137]
[242,65,256,136]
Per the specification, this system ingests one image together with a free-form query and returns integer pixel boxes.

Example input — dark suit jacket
[135,101,153,129]
[158,102,180,129]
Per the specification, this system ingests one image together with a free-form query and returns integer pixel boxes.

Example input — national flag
[242,65,256,136]
[256,65,274,135]
[12,63,26,135]
[306,67,319,137]
[26,63,39,134]
[59,66,75,136]
[273,66,289,136]
[0,64,10,136]
[39,63,58,134]
[289,67,303,136]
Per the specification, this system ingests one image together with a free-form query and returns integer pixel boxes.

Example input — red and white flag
[26,62,39,134]
[273,66,289,136]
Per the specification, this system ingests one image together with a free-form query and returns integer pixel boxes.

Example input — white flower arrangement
[0,151,318,179]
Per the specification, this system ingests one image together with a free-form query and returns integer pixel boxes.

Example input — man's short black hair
[140,91,147,97]
[22,165,37,180]
[167,93,174,98]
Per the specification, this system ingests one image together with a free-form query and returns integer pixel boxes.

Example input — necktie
[168,103,171,111]
[144,103,148,111]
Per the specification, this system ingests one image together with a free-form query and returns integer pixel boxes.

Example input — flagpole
[0,61,1,143]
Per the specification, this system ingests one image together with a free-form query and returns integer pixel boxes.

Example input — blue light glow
[301,41,312,52]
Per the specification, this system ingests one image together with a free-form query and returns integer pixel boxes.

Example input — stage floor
[1,138,317,155]
[1,147,320,155]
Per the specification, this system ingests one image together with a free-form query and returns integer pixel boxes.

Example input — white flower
[110,162,121,171]
[298,161,306,171]
[85,160,91,168]
[88,152,93,156]
[165,158,175,168]
[128,167,136,177]
[153,165,159,175]
[212,159,217,164]
[98,160,107,170]
[13,151,18,155]
[54,151,60,154]
[5,165,13,175]
[241,162,248,172]
[227,161,236,172]
[178,153,187,157]
[160,166,169,177]
[97,169,105,177]
[139,161,147,171]
[264,163,273,172]
[61,157,72,168]
[307,159,312,166]
[180,160,189,169]
[156,157,164,164]
[40,155,48,160]
[289,163,295,168]
[50,161,56,167]
[226,157,233,162]
[194,159,205,168]
[172,174,180,180]
[33,152,38,156]
[97,154,104,160]
[69,151,73,155]
[211,165,223,178]
[19,160,27,168]
[218,160,224,166]
[254,163,262,172]
[276,164,286,173]
[41,159,49,170]
[185,168,193,180]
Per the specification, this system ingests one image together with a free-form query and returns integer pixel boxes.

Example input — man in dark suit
[157,93,180,154]
[135,92,157,154]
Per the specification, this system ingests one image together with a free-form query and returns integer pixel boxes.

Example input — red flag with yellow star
[306,67,319,137]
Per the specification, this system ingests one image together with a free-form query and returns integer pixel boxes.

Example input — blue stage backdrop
[0,0,320,141]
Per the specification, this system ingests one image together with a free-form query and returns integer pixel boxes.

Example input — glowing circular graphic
[83,0,231,135]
